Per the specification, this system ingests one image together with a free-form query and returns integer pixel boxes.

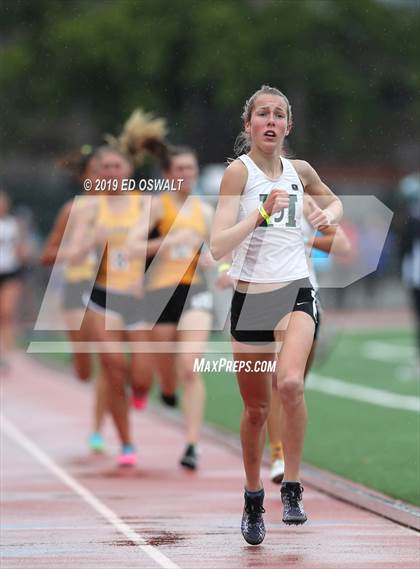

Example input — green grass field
[201,329,419,506]
[31,328,419,506]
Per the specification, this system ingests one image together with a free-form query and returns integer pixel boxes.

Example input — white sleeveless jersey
[229,155,309,283]
[0,215,21,273]
[301,216,319,290]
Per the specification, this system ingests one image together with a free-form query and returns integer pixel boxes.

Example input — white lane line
[308,373,420,413]
[1,416,181,569]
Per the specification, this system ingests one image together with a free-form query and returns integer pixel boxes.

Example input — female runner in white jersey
[210,85,343,545]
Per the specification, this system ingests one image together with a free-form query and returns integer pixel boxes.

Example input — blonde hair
[234,85,293,156]
[58,109,169,177]
[105,108,169,166]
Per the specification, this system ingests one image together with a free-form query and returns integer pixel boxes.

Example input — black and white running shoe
[281,481,307,525]
[179,444,198,470]
[241,488,266,545]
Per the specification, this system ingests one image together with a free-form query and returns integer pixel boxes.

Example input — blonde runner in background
[66,110,169,467]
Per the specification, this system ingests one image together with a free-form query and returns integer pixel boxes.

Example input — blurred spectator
[14,205,43,333]
[0,191,33,370]
[330,218,360,308]
[399,173,420,358]
[360,214,393,304]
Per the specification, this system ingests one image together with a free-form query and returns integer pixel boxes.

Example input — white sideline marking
[308,373,420,413]
[363,341,416,363]
[28,340,240,354]
[1,416,181,569]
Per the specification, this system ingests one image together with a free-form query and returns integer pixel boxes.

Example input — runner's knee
[179,356,197,384]
[245,403,269,427]
[73,353,91,381]
[278,377,304,407]
[101,354,127,387]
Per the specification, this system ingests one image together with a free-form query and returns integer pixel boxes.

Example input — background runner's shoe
[270,458,285,484]
[160,391,178,407]
[241,488,266,545]
[281,482,307,525]
[118,445,138,467]
[132,392,148,410]
[88,432,105,453]
[179,444,198,469]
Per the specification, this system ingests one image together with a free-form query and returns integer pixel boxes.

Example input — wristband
[258,203,271,224]
[218,262,231,273]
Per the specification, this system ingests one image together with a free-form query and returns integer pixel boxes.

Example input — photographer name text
[83,178,183,192]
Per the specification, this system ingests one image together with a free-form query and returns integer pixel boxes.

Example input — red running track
[1,354,419,569]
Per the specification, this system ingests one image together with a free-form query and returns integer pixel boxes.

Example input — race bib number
[110,249,129,271]
[170,244,194,260]
[259,187,299,228]
[190,291,213,311]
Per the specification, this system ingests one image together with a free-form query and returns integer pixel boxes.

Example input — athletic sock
[271,441,284,462]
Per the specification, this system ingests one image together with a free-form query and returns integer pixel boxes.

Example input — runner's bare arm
[40,202,72,265]
[303,194,350,255]
[294,159,343,227]
[125,195,163,258]
[210,162,255,260]
[201,201,214,239]
[64,199,98,264]
[200,199,234,282]
[310,225,351,256]
[16,217,33,264]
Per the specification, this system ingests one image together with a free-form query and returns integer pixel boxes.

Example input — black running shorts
[231,278,319,345]
[63,279,91,311]
[0,267,24,287]
[87,285,146,329]
[144,283,213,325]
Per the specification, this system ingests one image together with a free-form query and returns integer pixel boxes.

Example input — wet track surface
[1,354,419,568]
